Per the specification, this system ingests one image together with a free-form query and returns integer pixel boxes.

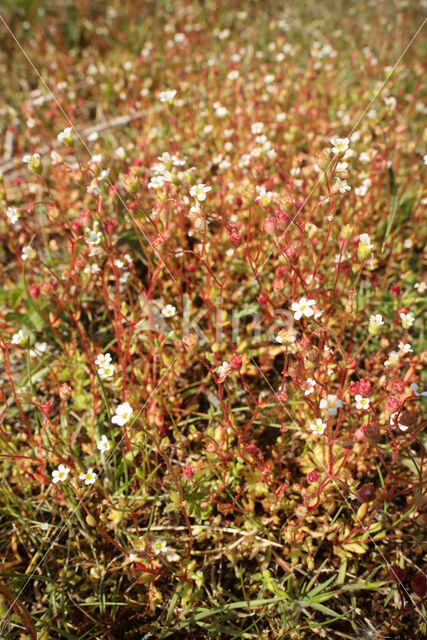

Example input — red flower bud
[257,293,268,307]
[230,354,242,370]
[354,425,366,442]
[41,400,54,417]
[104,219,116,234]
[285,244,297,262]
[264,217,276,234]
[358,380,371,397]
[307,470,320,483]
[186,262,196,272]
[348,381,360,396]
[385,396,401,413]
[182,464,194,479]
[229,231,242,247]
[79,210,91,225]
[245,443,258,455]
[29,284,40,299]
[235,196,243,208]
[390,284,401,298]
[391,381,405,394]
[71,220,82,235]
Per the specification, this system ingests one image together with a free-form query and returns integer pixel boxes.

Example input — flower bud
[183,333,198,350]
[122,174,139,194]
[412,574,427,598]
[285,244,298,263]
[307,470,320,483]
[358,380,371,397]
[229,231,242,247]
[182,464,194,479]
[59,383,72,400]
[230,354,242,370]
[264,217,276,234]
[354,425,366,442]
[104,219,116,234]
[29,284,40,299]
[385,396,401,413]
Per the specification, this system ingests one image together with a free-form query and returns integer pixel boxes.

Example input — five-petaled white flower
[331,137,350,154]
[190,183,212,202]
[6,207,20,224]
[291,297,316,321]
[414,281,426,293]
[152,539,167,555]
[57,126,74,145]
[52,464,70,484]
[398,342,412,354]
[303,378,316,396]
[335,177,351,193]
[411,383,427,397]
[162,304,176,318]
[97,435,111,454]
[11,330,26,345]
[310,419,327,435]
[319,394,343,416]
[159,89,176,103]
[95,353,112,368]
[98,362,115,379]
[400,312,414,329]
[368,314,384,335]
[384,351,399,368]
[112,402,133,426]
[355,394,370,410]
[22,245,36,261]
[79,468,97,485]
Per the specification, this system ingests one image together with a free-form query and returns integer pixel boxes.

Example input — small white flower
[291,297,316,321]
[190,183,212,202]
[414,281,426,293]
[310,418,327,435]
[217,361,231,381]
[112,402,133,426]
[30,341,48,357]
[79,468,97,485]
[335,177,351,193]
[319,394,343,417]
[251,122,264,134]
[148,175,166,189]
[11,330,26,345]
[98,363,115,379]
[22,153,42,173]
[57,126,74,145]
[97,435,111,453]
[22,245,36,261]
[358,233,374,260]
[384,351,399,368]
[159,89,176,103]
[6,207,20,224]
[400,312,414,329]
[390,412,408,431]
[95,352,112,368]
[128,553,136,562]
[355,394,370,410]
[398,342,412,354]
[303,378,316,396]
[152,539,167,555]
[161,304,176,318]
[52,464,70,484]
[331,137,350,154]
[368,314,384,335]
[410,383,427,397]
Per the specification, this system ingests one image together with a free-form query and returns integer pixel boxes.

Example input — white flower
[79,468,97,485]
[128,553,136,562]
[414,281,426,293]
[398,342,412,354]
[384,351,399,368]
[22,153,42,173]
[30,341,48,357]
[159,89,176,103]
[331,137,350,154]
[358,233,374,260]
[152,539,167,555]
[335,177,351,193]
[251,122,264,134]
[22,245,36,261]
[11,330,26,345]
[115,147,126,160]
[97,435,111,453]
[400,312,414,329]
[148,175,165,189]
[217,361,231,381]
[190,183,212,202]
[95,352,112,368]
[98,363,115,379]
[319,394,343,416]
[6,207,20,224]
[310,418,327,435]
[411,383,427,397]
[86,180,102,197]
[355,394,370,410]
[303,378,316,396]
[368,314,384,335]
[57,126,74,145]
[291,297,316,320]
[383,96,396,111]
[98,169,110,182]
[52,464,70,484]
[112,402,133,426]
[161,304,176,318]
